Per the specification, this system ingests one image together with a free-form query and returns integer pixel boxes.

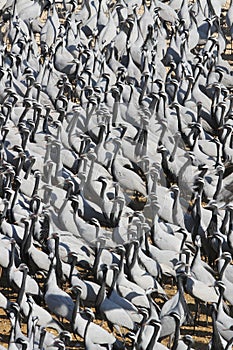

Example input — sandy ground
[0,0,232,349]
[0,276,214,349]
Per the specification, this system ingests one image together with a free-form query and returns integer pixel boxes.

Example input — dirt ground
[0,0,233,349]
[0,276,214,349]
[0,261,227,349]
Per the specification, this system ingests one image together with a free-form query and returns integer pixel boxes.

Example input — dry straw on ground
[0,0,233,349]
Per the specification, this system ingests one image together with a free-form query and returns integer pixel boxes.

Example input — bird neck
[223,128,232,152]
[54,143,63,178]
[108,269,117,297]
[169,137,179,163]
[41,214,51,245]
[226,97,233,118]
[215,140,221,168]
[191,193,202,242]
[170,315,181,350]
[112,93,120,127]
[147,322,161,350]
[66,110,77,134]
[72,291,81,323]
[116,250,124,283]
[128,243,139,275]
[178,154,193,181]
[21,220,30,257]
[54,236,63,287]
[1,200,9,222]
[93,242,104,279]
[69,255,78,284]
[21,128,30,151]
[132,308,145,346]
[213,170,223,200]
[28,310,37,347]
[30,108,42,143]
[58,197,70,223]
[219,258,230,280]
[212,87,221,115]
[83,316,92,348]
[220,209,229,235]
[32,175,41,198]
[225,338,233,350]
[160,93,167,120]
[171,81,179,104]
[100,180,107,201]
[206,59,216,85]
[211,305,225,350]
[228,210,233,238]
[0,173,4,198]
[177,275,191,323]
[9,242,16,270]
[18,104,31,125]
[39,329,46,350]
[43,160,54,185]
[86,157,95,185]
[139,74,149,105]
[96,124,106,149]
[183,78,193,104]
[43,108,51,134]
[10,177,20,213]
[9,313,17,347]
[17,269,27,307]
[96,270,107,312]
[16,155,26,177]
[144,232,151,256]
[45,262,58,293]
[160,149,169,174]
[110,144,122,180]
[190,128,200,153]
[149,93,159,117]
[85,101,96,128]
[206,207,218,238]
[191,244,201,270]
[216,284,224,311]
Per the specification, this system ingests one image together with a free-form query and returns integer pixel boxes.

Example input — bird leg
[167,334,174,349]
[193,300,201,333]
[205,303,209,327]
[72,330,80,340]
[114,324,124,342]
[58,316,65,324]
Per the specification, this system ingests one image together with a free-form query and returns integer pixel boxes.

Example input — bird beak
[13,155,19,160]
